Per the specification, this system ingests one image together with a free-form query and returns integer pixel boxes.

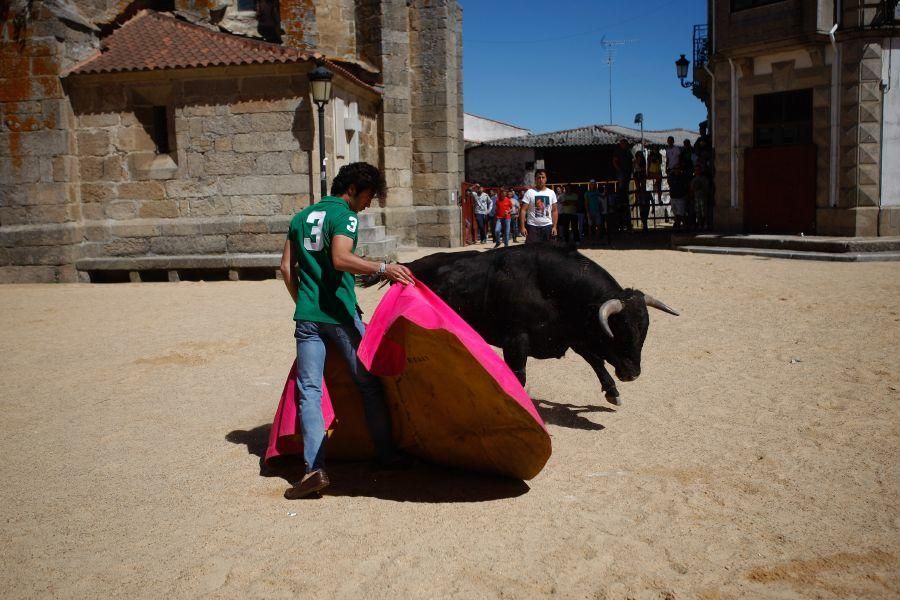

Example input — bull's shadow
[226,424,529,503]
[533,398,613,431]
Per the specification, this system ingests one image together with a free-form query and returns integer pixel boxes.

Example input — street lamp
[308,64,334,198]
[675,54,692,88]
[633,112,644,153]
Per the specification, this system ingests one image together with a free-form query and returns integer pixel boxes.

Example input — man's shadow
[226,424,530,503]
[533,398,613,431]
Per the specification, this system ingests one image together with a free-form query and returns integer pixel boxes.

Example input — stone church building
[0,0,464,283]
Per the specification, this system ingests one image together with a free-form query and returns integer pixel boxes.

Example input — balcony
[691,24,711,104]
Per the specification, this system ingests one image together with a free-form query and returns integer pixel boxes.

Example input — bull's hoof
[605,394,621,406]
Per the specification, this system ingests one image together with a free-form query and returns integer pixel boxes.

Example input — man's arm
[519,201,528,236]
[551,202,558,235]
[331,235,415,285]
[279,238,298,303]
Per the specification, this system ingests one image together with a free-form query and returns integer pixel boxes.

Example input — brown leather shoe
[284,469,330,500]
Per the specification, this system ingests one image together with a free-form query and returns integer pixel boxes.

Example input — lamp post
[308,64,334,199]
[675,54,693,88]
[633,112,644,153]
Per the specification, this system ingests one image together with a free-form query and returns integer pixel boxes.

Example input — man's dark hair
[534,168,547,177]
[330,162,387,199]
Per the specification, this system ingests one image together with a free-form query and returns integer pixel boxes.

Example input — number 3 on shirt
[303,211,327,251]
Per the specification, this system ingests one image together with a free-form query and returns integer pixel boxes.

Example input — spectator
[633,150,651,232]
[664,136,681,179]
[682,139,695,172]
[669,156,691,231]
[584,180,602,241]
[510,188,521,242]
[574,184,587,242]
[557,184,580,244]
[647,146,663,225]
[472,184,491,243]
[493,188,513,248]
[612,139,634,232]
[519,169,558,243]
[690,163,711,232]
[488,189,499,244]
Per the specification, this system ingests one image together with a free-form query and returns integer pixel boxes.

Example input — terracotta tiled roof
[477,125,629,148]
[474,125,699,149]
[68,11,313,74]
[64,10,380,94]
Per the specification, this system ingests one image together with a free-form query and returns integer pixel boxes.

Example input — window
[753,89,813,147]
[236,0,256,12]
[732,0,784,11]
[150,106,170,154]
[135,105,173,155]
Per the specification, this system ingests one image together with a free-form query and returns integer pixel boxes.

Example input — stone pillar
[409,0,462,247]
[834,40,882,235]
[359,0,417,245]
[0,4,89,282]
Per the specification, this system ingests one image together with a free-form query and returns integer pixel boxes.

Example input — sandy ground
[0,245,898,599]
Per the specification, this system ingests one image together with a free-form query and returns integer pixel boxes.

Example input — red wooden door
[743,144,817,234]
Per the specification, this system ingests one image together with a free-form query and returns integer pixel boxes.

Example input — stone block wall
[361,0,418,245]
[65,65,381,273]
[838,41,882,209]
[1,0,465,282]
[465,146,535,188]
[709,39,892,236]
[315,0,358,61]
[714,0,807,54]
[409,0,462,247]
[0,4,95,282]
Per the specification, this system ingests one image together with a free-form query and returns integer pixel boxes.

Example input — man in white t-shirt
[518,169,558,243]
[664,136,681,177]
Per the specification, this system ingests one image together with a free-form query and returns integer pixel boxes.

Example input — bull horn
[598,299,624,338]
[644,294,680,316]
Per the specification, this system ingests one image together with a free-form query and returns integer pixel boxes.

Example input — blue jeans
[475,213,488,242]
[294,317,393,472]
[494,218,510,246]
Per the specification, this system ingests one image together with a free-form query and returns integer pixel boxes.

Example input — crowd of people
[468,133,714,246]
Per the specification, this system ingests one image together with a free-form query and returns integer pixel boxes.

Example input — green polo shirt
[287,196,360,325]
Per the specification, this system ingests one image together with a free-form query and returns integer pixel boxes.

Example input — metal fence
[459,176,713,246]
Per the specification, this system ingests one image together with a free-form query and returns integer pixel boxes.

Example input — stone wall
[409,0,462,247]
[1,0,465,282]
[832,39,883,234]
[361,0,418,245]
[709,38,892,236]
[714,0,808,53]
[465,146,535,188]
[0,3,94,283]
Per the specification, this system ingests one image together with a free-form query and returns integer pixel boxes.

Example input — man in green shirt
[279,162,414,499]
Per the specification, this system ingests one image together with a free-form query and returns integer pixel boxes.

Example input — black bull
[363,244,679,406]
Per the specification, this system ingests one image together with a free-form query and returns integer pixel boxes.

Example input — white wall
[882,37,900,206]
[464,114,529,143]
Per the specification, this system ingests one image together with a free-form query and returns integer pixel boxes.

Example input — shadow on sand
[226,424,530,503]
[534,398,613,431]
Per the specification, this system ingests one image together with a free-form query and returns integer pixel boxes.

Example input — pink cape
[265,280,551,480]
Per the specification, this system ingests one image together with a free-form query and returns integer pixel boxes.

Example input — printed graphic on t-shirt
[533,195,550,220]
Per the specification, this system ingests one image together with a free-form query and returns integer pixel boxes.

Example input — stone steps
[673,233,900,262]
[354,210,398,261]
[672,233,900,253]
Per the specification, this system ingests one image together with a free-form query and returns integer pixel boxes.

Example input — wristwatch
[377,261,386,275]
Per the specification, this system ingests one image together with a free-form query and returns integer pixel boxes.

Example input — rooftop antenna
[600,35,637,125]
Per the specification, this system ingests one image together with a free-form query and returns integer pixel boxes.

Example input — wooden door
[743,144,817,234]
